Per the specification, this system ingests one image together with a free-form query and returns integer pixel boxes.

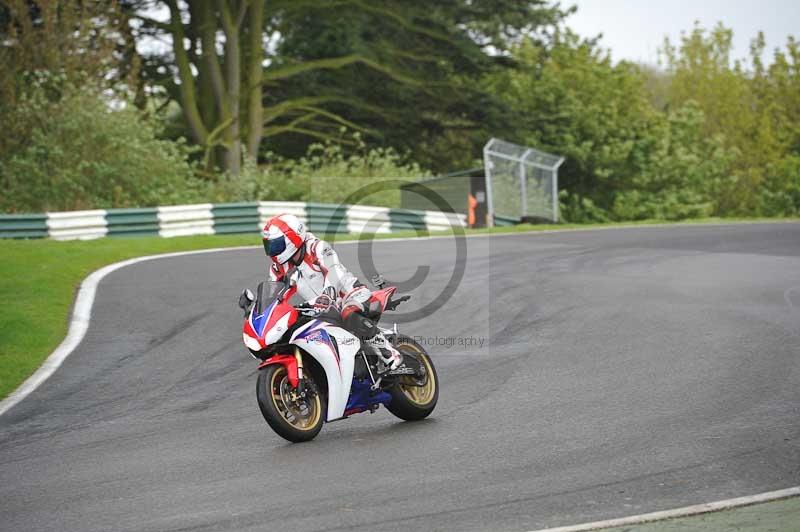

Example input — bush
[758,156,800,217]
[212,134,428,208]
[0,79,202,213]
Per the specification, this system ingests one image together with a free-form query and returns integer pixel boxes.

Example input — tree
[268,1,570,171]
[0,0,137,157]
[0,80,199,212]
[486,31,657,215]
[660,24,800,214]
[128,0,569,175]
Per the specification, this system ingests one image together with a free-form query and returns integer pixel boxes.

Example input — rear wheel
[256,364,324,442]
[386,336,438,421]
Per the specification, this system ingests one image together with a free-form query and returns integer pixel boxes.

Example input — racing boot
[366,335,404,374]
[378,346,403,373]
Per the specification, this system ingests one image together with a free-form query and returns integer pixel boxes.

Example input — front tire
[256,364,325,442]
[386,336,438,421]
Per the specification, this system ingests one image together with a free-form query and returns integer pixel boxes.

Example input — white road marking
[525,486,800,532]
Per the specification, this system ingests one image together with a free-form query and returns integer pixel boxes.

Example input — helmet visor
[264,236,287,258]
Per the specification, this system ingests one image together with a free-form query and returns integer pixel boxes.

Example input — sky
[566,0,799,65]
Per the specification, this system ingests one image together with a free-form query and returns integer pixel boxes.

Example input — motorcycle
[238,270,438,442]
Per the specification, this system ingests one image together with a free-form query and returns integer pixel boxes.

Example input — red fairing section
[243,318,263,348]
[369,286,397,312]
[264,301,297,340]
[258,354,299,388]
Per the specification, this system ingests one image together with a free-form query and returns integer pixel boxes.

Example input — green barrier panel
[494,214,521,227]
[0,213,49,239]
[388,209,427,233]
[306,203,349,235]
[211,202,260,235]
[105,208,160,237]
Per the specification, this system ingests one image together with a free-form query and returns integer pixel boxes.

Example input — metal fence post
[553,157,565,223]
[483,142,495,228]
[520,148,532,219]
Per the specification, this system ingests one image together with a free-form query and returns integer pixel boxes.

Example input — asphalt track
[1,223,799,532]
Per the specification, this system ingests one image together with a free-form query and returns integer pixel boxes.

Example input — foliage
[611,102,734,220]
[0,0,131,89]
[212,133,427,208]
[1,4,798,222]
[0,0,139,154]
[757,155,800,217]
[659,24,800,216]
[125,0,569,174]
[487,32,658,221]
[0,78,201,212]
[487,24,800,222]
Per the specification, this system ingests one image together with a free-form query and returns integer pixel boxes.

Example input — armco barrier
[0,213,49,239]
[306,202,349,235]
[258,201,307,228]
[347,205,392,234]
[0,201,469,240]
[494,214,522,227]
[157,204,214,238]
[212,202,260,234]
[388,209,427,233]
[47,210,107,240]
[106,208,159,237]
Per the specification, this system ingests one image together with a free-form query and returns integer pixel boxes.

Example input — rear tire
[386,336,438,421]
[256,364,325,442]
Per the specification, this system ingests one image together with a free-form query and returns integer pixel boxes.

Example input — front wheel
[386,336,438,421]
[256,364,325,442]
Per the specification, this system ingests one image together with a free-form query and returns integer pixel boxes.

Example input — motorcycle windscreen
[254,280,285,315]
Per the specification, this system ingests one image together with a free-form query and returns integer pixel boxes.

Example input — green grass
[598,495,800,531]
[1,217,797,400]
[0,234,255,400]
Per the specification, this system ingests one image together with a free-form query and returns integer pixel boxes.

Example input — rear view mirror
[238,289,255,310]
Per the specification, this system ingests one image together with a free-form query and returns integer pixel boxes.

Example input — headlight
[243,332,263,351]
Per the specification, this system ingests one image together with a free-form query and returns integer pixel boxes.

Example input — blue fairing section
[296,321,337,354]
[251,300,277,337]
[346,379,392,413]
[296,320,323,338]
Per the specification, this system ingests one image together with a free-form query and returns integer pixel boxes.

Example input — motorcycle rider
[262,213,403,372]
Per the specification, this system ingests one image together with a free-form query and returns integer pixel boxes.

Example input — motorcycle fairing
[345,379,392,416]
[291,320,360,421]
[245,298,298,349]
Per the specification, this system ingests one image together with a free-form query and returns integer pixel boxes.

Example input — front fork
[257,346,303,389]
[294,346,306,394]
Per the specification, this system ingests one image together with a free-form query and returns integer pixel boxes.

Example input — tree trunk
[166,0,208,146]
[218,0,244,176]
[246,1,264,160]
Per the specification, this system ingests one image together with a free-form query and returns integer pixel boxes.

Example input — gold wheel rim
[270,366,321,431]
[397,344,436,406]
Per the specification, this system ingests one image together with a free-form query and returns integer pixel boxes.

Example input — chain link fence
[483,138,564,223]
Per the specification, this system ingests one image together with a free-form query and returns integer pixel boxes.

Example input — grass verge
[598,494,800,531]
[1,217,796,401]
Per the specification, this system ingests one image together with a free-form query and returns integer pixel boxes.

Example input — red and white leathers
[263,214,402,371]
[266,229,370,317]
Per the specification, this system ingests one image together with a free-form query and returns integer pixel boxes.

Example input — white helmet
[263,213,307,264]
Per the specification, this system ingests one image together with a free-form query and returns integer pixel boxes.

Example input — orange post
[467,193,478,227]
